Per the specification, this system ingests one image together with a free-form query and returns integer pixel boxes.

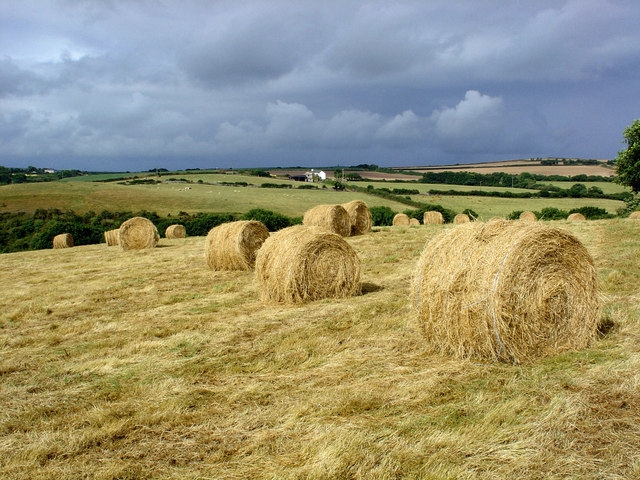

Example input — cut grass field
[1,218,639,479]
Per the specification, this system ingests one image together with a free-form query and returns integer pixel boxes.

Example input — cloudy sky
[1,0,639,172]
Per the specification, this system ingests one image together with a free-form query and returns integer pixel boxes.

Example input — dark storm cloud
[1,0,639,170]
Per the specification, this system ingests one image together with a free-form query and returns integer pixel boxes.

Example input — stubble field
[1,218,639,479]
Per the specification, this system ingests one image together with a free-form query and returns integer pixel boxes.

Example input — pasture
[1,218,639,479]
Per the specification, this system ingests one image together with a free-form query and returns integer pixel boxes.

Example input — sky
[1,0,639,172]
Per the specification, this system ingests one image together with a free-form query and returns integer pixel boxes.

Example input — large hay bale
[409,218,420,226]
[303,204,351,237]
[392,213,410,226]
[205,220,270,271]
[423,211,444,225]
[454,213,470,224]
[519,211,537,222]
[104,229,120,246]
[53,233,73,249]
[255,225,361,304]
[567,213,586,222]
[629,211,640,220]
[119,217,159,251]
[341,200,372,236]
[165,224,186,239]
[411,220,600,363]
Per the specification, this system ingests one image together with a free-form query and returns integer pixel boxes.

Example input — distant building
[44,169,56,174]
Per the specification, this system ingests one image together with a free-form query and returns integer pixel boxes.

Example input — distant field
[1,171,628,220]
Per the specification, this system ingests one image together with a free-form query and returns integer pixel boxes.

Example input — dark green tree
[615,119,640,193]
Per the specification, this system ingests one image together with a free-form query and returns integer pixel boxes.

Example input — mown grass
[1,219,639,479]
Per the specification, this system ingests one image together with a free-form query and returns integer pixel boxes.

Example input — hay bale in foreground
[423,211,444,225]
[454,213,470,224]
[53,233,73,249]
[409,218,420,226]
[341,200,372,236]
[104,229,120,246]
[205,220,270,271]
[119,217,159,251]
[629,211,640,220]
[411,220,600,363]
[519,211,537,222]
[255,225,361,304]
[392,213,410,226]
[165,224,186,239]
[303,204,351,237]
[567,213,586,222]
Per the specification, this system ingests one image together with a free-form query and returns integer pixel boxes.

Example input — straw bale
[412,220,600,363]
[341,200,372,236]
[53,233,73,249]
[165,224,186,239]
[567,213,586,221]
[205,220,270,271]
[409,218,420,226]
[104,229,120,246]
[255,225,361,304]
[454,213,470,224]
[628,211,640,220]
[423,211,444,225]
[392,213,410,226]
[519,211,537,222]
[303,204,351,236]
[119,217,159,251]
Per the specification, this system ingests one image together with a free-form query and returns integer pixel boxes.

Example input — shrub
[241,208,299,232]
[370,206,396,226]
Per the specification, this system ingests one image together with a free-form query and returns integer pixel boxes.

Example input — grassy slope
[1,219,639,479]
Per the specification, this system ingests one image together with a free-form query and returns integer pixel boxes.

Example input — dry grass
[118,217,159,250]
[204,220,270,271]
[1,219,639,479]
[412,220,600,363]
[52,233,73,249]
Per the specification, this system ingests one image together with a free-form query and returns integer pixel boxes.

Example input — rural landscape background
[1,157,639,478]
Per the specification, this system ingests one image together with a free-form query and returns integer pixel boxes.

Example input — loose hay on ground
[104,229,120,246]
[165,224,186,239]
[423,211,444,225]
[53,233,73,249]
[341,200,372,236]
[411,219,600,363]
[255,225,361,304]
[205,220,270,271]
[303,204,351,236]
[392,213,410,226]
[119,217,159,251]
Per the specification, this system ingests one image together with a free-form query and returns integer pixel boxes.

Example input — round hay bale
[454,213,470,224]
[423,211,444,225]
[165,224,186,239]
[628,211,640,220]
[53,233,73,249]
[567,213,586,222]
[104,229,120,246]
[341,200,372,236]
[411,220,600,363]
[392,213,410,226]
[303,204,351,237]
[519,211,537,222]
[205,220,270,271]
[255,225,361,304]
[119,217,159,251]
[409,218,420,226]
